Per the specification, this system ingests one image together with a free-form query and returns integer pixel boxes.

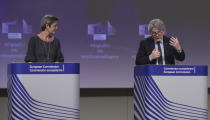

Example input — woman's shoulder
[29,35,40,41]
[27,36,37,43]
[53,37,60,41]
[53,37,61,43]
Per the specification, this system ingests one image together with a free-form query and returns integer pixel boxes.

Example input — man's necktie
[157,42,163,65]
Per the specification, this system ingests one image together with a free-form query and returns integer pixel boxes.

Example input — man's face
[150,28,164,42]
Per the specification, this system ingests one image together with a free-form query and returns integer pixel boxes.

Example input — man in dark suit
[135,19,185,65]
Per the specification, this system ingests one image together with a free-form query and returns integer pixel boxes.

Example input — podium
[134,65,208,120]
[7,63,80,120]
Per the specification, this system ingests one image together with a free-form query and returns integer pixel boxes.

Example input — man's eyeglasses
[151,31,163,36]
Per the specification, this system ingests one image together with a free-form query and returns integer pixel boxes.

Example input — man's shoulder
[163,35,170,41]
[141,37,153,44]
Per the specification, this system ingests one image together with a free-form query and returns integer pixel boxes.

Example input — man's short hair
[148,19,165,33]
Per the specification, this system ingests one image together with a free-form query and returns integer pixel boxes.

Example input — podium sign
[8,63,80,120]
[134,65,208,120]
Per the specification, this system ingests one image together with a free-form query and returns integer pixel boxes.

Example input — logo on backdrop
[80,20,119,60]
[2,19,32,39]
[138,24,150,38]
[88,20,116,41]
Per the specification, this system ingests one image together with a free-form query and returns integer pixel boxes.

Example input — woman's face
[46,21,58,34]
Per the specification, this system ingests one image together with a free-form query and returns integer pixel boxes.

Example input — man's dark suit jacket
[135,36,185,65]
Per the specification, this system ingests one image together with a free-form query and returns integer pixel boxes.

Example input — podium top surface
[134,65,208,76]
[8,63,80,74]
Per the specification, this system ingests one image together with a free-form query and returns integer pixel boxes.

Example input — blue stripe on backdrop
[12,75,80,112]
[146,79,206,117]
[147,76,207,112]
[134,74,208,120]
[145,77,205,119]
[134,77,144,119]
[8,74,80,120]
